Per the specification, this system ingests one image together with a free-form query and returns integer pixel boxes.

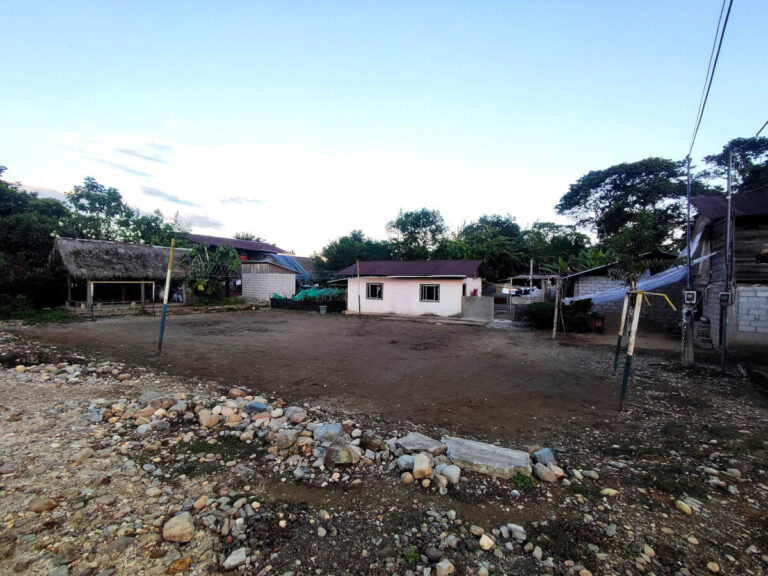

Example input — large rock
[285,406,308,424]
[313,423,346,444]
[412,453,432,479]
[27,497,57,513]
[533,462,557,483]
[360,429,386,452]
[222,547,248,569]
[323,438,362,466]
[275,429,299,450]
[396,432,447,455]
[442,436,531,479]
[162,512,196,543]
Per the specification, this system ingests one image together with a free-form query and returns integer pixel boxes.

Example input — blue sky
[1,1,765,255]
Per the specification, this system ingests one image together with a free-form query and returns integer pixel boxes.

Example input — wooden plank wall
[734,217,768,284]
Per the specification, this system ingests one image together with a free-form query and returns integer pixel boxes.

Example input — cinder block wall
[575,276,626,315]
[242,273,295,302]
[735,284,768,339]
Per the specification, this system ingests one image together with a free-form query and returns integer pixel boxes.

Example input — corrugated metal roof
[337,260,482,278]
[692,190,768,220]
[185,233,284,254]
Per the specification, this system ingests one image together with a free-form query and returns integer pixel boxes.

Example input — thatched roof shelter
[50,238,189,280]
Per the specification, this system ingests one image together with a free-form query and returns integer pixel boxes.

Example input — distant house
[184,233,284,260]
[691,191,768,350]
[337,260,488,319]
[241,254,311,303]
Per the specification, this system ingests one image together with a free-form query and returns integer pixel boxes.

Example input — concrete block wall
[736,285,768,335]
[645,279,685,327]
[242,272,295,302]
[575,276,626,315]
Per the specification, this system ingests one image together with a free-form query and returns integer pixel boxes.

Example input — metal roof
[247,254,311,280]
[185,233,284,254]
[336,260,482,278]
[691,190,768,220]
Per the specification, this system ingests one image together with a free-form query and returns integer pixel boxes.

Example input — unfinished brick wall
[242,272,295,302]
[736,285,768,335]
[574,276,626,315]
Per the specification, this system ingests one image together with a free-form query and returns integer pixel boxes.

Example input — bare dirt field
[3,311,767,576]
[22,309,675,443]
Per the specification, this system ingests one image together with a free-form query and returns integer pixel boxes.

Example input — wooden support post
[66,273,72,306]
[87,280,93,308]
[613,292,631,373]
[141,283,146,307]
[619,292,643,410]
[552,279,561,340]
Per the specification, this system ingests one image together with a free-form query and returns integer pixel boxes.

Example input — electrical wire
[687,0,734,158]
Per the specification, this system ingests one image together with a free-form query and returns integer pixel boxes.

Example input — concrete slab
[396,432,447,455]
[442,436,532,479]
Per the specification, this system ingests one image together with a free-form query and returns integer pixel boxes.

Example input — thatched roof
[50,237,189,280]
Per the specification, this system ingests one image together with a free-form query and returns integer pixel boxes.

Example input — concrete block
[442,436,531,478]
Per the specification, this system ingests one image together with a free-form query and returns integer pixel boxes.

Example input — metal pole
[682,156,695,367]
[720,149,732,370]
[685,156,692,290]
[620,292,643,410]
[357,260,361,320]
[613,292,631,373]
[552,279,560,340]
[157,239,175,353]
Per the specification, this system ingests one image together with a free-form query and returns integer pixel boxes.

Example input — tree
[62,177,136,241]
[386,208,447,259]
[434,214,523,281]
[233,232,264,242]
[702,136,768,193]
[129,210,189,246]
[556,157,702,243]
[185,244,240,299]
[521,222,590,271]
[317,230,392,272]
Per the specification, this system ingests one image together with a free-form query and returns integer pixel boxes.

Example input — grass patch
[402,545,419,565]
[533,518,603,568]
[185,434,265,460]
[645,464,708,499]
[513,472,535,490]
[0,306,74,324]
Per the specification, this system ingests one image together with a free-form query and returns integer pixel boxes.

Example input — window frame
[366,282,384,300]
[419,283,440,303]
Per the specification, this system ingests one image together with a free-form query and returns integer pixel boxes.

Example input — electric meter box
[684,291,697,305]
[719,292,732,305]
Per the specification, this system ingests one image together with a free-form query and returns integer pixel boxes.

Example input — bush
[525,301,555,329]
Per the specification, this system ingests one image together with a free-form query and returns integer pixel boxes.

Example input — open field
[1,311,766,575]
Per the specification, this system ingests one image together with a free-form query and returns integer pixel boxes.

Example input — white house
[337,260,486,318]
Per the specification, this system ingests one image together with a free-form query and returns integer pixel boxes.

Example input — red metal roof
[336,260,483,278]
[692,190,768,220]
[185,233,284,254]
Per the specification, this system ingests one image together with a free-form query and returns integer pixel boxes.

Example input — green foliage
[0,294,73,323]
[513,472,535,489]
[233,232,264,242]
[702,136,768,193]
[525,301,556,330]
[185,244,240,299]
[317,230,393,273]
[386,208,447,260]
[402,545,420,565]
[522,222,590,272]
[61,177,137,241]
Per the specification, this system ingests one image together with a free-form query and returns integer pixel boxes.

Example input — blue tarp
[257,254,311,282]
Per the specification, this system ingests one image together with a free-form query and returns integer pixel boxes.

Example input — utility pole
[720,149,733,370]
[682,156,695,366]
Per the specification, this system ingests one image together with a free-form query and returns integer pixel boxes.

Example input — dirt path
[21,310,634,443]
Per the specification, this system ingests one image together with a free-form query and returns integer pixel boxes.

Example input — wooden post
[613,292,631,373]
[66,273,72,306]
[619,292,643,410]
[87,280,93,308]
[552,279,561,340]
[141,283,146,307]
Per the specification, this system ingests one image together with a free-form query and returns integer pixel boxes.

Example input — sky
[1,1,766,256]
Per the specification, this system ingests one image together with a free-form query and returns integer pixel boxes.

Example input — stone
[532,546,543,560]
[245,401,268,414]
[285,406,308,423]
[193,495,209,511]
[442,465,461,484]
[605,523,617,537]
[71,447,94,465]
[435,559,454,576]
[412,453,432,479]
[162,512,196,543]
[470,525,484,536]
[397,455,415,470]
[360,429,386,452]
[198,410,219,428]
[600,488,618,497]
[222,547,248,570]
[707,561,720,573]
[533,462,557,483]
[533,448,555,465]
[270,408,284,418]
[548,463,565,478]
[324,438,362,466]
[275,429,299,450]
[425,546,442,562]
[400,472,414,484]
[675,499,693,515]
[168,557,193,574]
[313,423,345,443]
[442,436,531,478]
[27,497,57,512]
[396,432,447,455]
[317,526,327,537]
[228,388,247,399]
[582,469,599,480]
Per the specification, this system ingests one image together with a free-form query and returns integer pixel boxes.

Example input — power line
[687,0,734,158]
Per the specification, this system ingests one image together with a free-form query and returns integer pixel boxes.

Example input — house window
[366,282,383,300]
[420,284,440,302]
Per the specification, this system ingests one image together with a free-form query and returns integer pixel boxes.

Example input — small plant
[402,545,420,565]
[513,472,535,489]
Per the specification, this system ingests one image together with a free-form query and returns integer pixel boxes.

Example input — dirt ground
[22,309,678,443]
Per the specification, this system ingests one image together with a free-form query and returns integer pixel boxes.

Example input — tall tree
[317,230,392,272]
[556,157,700,243]
[233,232,264,242]
[702,136,768,193]
[62,177,137,241]
[522,222,590,271]
[386,208,447,259]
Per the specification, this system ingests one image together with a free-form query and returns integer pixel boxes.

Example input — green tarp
[272,287,347,301]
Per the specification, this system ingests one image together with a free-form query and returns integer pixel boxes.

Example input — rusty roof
[185,233,285,254]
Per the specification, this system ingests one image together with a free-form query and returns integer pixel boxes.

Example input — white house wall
[347,277,475,317]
